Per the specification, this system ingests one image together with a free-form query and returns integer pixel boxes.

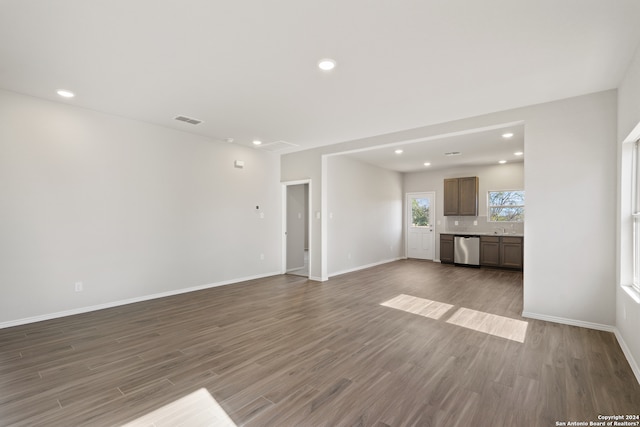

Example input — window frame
[632,140,640,293]
[487,190,525,223]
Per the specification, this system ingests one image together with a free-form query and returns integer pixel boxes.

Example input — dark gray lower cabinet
[501,236,523,269]
[443,234,523,269]
[479,236,500,267]
[440,234,454,263]
[480,235,523,270]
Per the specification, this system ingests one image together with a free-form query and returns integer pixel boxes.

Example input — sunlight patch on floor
[122,388,236,427]
[446,307,528,343]
[380,294,454,320]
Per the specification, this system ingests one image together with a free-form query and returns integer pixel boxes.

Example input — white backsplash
[443,216,524,235]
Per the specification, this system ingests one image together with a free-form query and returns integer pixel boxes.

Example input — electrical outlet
[473,220,478,226]
[455,221,459,226]
[75,282,83,292]
[260,253,265,260]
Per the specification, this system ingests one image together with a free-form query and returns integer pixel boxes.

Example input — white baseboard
[0,271,281,330]
[521,311,615,332]
[614,328,640,385]
[329,257,402,278]
[522,311,640,385]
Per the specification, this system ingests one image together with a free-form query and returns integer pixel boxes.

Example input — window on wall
[411,197,431,226]
[633,140,640,292]
[488,191,525,222]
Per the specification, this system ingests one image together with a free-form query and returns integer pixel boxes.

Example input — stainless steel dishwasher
[454,235,480,266]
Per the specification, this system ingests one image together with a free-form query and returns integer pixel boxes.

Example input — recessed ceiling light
[502,132,514,139]
[318,58,336,71]
[224,138,235,143]
[499,160,507,164]
[395,149,403,154]
[424,162,431,166]
[57,89,75,98]
[252,140,262,146]
[514,151,524,156]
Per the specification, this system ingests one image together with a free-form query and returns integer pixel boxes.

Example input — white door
[282,180,311,278]
[286,183,309,276]
[407,192,435,260]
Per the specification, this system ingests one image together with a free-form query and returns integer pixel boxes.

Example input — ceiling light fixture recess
[499,160,507,164]
[395,149,403,154]
[514,151,524,156]
[252,140,262,146]
[57,89,75,98]
[502,132,514,139]
[424,162,431,166]
[318,58,336,71]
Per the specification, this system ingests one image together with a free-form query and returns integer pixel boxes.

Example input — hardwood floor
[1,260,639,426]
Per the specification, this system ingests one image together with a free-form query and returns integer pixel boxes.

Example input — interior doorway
[406,192,435,260]
[282,181,311,277]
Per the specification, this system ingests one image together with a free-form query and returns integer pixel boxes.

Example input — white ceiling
[344,124,525,172]
[1,1,639,155]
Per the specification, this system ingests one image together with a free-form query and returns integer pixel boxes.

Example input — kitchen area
[340,124,526,273]
[403,151,525,270]
[437,176,524,270]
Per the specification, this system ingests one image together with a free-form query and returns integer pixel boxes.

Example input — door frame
[281,179,312,277]
[406,191,436,260]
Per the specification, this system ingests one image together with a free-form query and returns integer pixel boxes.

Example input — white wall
[0,90,282,326]
[617,45,640,380]
[405,162,524,260]
[282,89,617,327]
[521,91,616,328]
[326,155,403,275]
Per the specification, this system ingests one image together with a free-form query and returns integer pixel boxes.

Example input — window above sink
[488,190,525,222]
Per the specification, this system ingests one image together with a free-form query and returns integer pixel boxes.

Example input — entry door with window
[407,192,435,260]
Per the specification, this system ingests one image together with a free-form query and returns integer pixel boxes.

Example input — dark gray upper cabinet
[444,177,478,216]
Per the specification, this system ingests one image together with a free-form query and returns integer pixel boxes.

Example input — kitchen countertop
[440,232,524,237]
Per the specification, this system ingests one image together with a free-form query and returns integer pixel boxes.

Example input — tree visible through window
[412,198,430,226]
[488,191,524,222]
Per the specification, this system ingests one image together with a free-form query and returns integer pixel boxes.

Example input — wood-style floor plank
[1,260,639,426]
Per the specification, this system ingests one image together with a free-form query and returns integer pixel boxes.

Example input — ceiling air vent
[174,115,203,125]
[444,151,461,156]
